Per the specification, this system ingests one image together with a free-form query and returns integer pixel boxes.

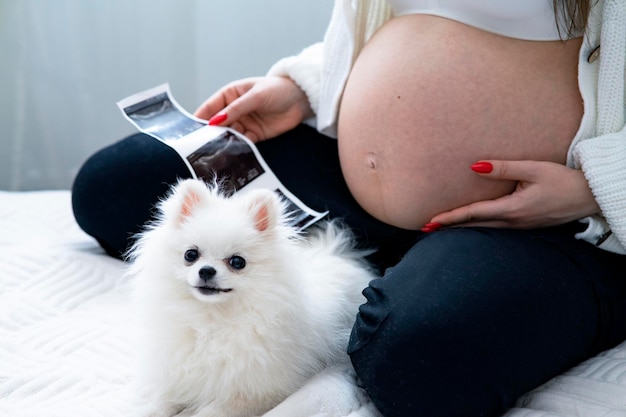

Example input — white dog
[128,179,377,417]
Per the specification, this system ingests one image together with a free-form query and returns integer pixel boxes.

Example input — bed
[1,190,625,417]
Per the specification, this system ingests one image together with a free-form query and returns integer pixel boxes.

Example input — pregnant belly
[337,15,583,229]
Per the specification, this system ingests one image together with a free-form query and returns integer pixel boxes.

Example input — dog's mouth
[193,285,233,296]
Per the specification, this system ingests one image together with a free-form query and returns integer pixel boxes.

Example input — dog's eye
[184,248,200,263]
[228,255,246,270]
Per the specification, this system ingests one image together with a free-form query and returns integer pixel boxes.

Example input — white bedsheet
[0,190,625,417]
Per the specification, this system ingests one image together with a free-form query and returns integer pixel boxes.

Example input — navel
[366,152,379,170]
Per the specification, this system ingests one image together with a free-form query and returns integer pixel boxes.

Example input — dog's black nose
[199,266,217,283]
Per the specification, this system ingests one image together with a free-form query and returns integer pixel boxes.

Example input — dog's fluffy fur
[128,179,377,417]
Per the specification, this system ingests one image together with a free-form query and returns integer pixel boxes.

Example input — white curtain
[0,0,332,190]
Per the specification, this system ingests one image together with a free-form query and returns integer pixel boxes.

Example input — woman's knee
[72,134,192,257]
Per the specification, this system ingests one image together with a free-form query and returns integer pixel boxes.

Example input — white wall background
[0,0,334,190]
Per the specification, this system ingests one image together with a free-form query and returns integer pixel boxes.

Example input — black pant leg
[71,133,193,258]
[348,225,626,417]
[72,125,417,266]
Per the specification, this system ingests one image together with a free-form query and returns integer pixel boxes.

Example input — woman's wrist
[267,43,323,118]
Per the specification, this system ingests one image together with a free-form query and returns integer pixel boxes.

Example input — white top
[388,0,575,40]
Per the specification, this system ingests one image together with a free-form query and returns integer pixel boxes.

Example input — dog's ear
[181,188,202,219]
[162,179,210,226]
[246,190,280,232]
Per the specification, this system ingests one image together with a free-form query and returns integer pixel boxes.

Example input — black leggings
[72,125,626,417]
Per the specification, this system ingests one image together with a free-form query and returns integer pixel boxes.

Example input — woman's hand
[194,76,314,143]
[423,160,600,231]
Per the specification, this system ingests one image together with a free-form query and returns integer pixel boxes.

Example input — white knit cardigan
[269,0,626,255]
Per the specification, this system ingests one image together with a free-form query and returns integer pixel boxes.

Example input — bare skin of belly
[337,15,583,230]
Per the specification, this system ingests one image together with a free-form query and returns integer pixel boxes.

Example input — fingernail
[471,161,493,174]
[421,222,442,233]
[208,113,227,126]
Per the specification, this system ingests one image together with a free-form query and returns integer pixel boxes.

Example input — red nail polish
[471,161,493,174]
[208,113,227,126]
[421,222,442,233]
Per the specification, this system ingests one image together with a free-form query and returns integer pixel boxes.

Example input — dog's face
[179,243,244,302]
[181,245,241,299]
[153,179,288,304]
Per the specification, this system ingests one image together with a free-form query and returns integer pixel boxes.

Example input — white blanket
[1,190,625,417]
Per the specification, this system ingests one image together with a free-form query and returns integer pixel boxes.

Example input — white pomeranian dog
[127,179,377,417]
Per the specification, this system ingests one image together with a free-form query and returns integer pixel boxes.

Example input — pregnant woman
[73,1,626,415]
